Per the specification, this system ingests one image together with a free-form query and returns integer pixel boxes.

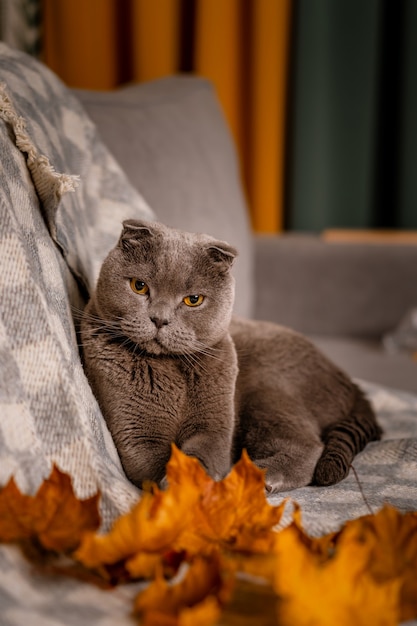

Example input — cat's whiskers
[192,341,226,363]
[70,304,87,320]
[195,341,225,355]
[77,331,128,350]
[121,336,139,352]
[178,339,230,374]
[84,324,124,339]
[132,343,147,358]
[86,326,122,338]
[78,311,132,350]
[74,306,124,329]
[178,352,194,369]
[179,352,210,375]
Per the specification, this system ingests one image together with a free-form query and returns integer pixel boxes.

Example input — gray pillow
[74,76,254,317]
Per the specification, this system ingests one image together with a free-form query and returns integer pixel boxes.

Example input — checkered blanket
[0,44,154,529]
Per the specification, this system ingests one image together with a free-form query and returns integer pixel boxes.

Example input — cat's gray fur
[81,220,382,492]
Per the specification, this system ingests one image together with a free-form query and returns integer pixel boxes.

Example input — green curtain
[287,0,417,231]
[398,0,417,228]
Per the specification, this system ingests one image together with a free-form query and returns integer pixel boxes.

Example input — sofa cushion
[254,233,417,392]
[254,233,417,337]
[310,336,417,394]
[74,77,254,318]
[0,43,154,525]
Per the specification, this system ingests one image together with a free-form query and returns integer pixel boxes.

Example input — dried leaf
[123,552,163,580]
[2,451,417,626]
[75,452,204,576]
[218,577,279,626]
[343,505,417,622]
[135,555,232,626]
[0,465,100,552]
[178,596,222,626]
[271,508,402,626]
[227,505,411,626]
[76,447,285,577]
[170,449,286,555]
[138,596,220,626]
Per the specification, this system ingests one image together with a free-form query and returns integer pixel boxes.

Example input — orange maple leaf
[272,511,401,626]
[220,577,280,626]
[0,465,100,553]
[170,449,286,555]
[135,554,234,626]
[342,505,417,622]
[2,453,417,626]
[76,446,285,579]
[234,504,417,626]
[75,449,204,577]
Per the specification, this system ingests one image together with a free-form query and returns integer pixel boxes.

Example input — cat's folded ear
[118,219,155,250]
[206,241,238,270]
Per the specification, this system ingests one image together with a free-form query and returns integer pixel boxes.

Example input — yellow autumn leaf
[137,596,220,626]
[227,504,416,626]
[273,514,401,626]
[135,555,233,626]
[0,465,100,553]
[342,505,417,622]
[218,577,279,626]
[169,449,286,555]
[75,478,199,578]
[2,450,417,626]
[76,446,286,577]
[178,596,222,626]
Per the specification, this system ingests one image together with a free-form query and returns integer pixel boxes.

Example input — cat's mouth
[150,336,168,354]
[124,324,194,356]
[144,333,192,357]
[141,331,176,356]
[120,322,171,355]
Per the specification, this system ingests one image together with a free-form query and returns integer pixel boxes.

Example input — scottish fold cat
[81,220,381,492]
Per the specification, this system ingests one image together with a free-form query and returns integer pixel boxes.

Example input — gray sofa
[75,78,417,394]
[1,43,417,626]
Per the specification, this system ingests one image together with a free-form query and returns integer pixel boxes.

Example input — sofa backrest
[74,77,254,319]
[254,233,417,338]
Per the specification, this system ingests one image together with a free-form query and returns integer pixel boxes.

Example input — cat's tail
[312,388,382,486]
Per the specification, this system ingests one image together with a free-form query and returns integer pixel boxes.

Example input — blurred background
[1,0,416,234]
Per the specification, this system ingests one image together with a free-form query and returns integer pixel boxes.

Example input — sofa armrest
[253,234,417,338]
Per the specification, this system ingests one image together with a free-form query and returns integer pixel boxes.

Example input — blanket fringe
[0,82,79,204]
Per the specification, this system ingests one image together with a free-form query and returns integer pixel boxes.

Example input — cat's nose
[150,316,169,329]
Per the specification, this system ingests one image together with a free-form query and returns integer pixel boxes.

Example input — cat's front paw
[253,455,317,492]
[180,437,231,481]
[264,477,285,495]
[253,460,285,494]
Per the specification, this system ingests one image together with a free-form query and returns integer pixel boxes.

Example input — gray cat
[81,219,382,492]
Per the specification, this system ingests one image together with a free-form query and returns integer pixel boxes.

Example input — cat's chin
[138,337,197,357]
[140,338,168,356]
[140,337,183,357]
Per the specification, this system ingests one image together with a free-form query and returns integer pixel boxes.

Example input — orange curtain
[42,0,292,233]
[43,0,119,90]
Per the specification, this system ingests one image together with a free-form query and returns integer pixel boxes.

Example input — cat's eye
[130,278,149,295]
[183,294,204,307]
